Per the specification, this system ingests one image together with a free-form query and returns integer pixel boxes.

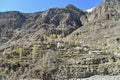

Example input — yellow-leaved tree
[17,47,23,60]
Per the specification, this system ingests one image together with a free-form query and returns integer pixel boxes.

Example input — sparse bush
[32,45,37,62]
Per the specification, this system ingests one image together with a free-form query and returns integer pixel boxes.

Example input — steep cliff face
[87,0,120,22]
[67,0,120,50]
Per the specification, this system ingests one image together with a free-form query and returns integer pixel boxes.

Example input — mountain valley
[0,0,120,80]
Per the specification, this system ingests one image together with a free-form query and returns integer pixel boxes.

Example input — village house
[88,50,103,55]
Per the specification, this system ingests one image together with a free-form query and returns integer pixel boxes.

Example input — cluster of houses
[56,41,120,56]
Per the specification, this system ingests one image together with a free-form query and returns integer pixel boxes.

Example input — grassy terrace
[0,41,119,79]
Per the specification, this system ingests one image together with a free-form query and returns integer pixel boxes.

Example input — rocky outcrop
[87,0,120,22]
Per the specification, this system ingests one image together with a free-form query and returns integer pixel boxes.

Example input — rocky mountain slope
[67,0,120,50]
[0,5,86,50]
[0,0,120,49]
[0,0,119,51]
